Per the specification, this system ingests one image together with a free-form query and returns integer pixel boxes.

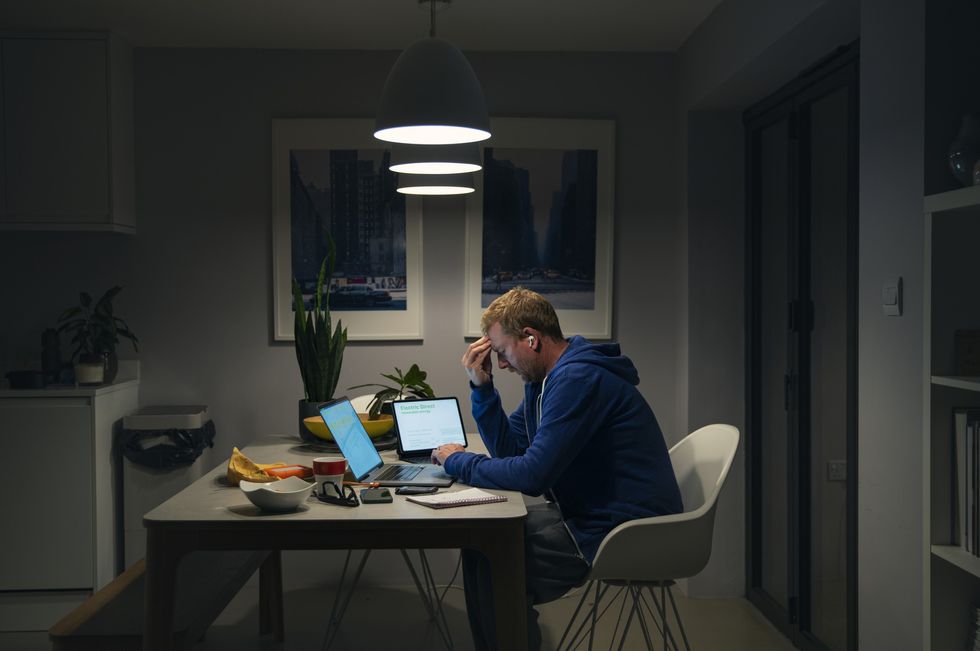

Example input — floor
[7,552,795,651]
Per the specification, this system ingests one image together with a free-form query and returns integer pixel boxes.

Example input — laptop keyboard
[375,465,423,481]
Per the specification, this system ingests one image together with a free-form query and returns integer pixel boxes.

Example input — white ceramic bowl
[240,476,314,512]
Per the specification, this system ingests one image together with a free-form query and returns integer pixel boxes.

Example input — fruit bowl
[239,476,314,512]
[303,413,394,441]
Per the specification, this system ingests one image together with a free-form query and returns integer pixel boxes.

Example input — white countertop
[0,360,140,398]
[0,377,139,398]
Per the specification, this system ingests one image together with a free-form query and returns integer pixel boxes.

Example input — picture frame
[272,119,423,341]
[463,118,615,339]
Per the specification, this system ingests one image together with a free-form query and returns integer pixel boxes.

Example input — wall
[0,47,683,583]
[685,110,746,597]
[858,0,925,647]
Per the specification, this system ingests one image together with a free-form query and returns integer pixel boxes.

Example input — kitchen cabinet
[0,32,134,232]
[0,375,138,630]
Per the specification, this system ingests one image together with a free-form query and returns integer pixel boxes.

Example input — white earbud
[528,336,535,348]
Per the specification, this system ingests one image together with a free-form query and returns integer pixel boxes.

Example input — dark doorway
[744,42,858,651]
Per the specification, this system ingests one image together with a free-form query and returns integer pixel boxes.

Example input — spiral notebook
[405,487,507,509]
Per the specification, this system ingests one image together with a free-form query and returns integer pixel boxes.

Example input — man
[431,287,683,651]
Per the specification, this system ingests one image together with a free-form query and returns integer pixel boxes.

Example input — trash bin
[119,406,215,566]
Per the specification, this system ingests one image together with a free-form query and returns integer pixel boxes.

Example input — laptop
[317,397,455,487]
[392,396,469,462]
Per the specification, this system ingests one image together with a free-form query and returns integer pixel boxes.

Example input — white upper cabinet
[0,33,134,232]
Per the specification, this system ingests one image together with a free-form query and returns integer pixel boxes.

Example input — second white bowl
[240,476,314,512]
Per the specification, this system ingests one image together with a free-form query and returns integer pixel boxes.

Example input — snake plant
[293,236,347,403]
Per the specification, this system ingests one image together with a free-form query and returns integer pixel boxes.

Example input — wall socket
[827,460,847,482]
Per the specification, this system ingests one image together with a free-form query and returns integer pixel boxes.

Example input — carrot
[264,465,313,480]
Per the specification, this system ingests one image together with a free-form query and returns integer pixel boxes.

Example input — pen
[343,481,380,488]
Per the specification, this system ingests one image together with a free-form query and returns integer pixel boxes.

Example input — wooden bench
[49,550,283,650]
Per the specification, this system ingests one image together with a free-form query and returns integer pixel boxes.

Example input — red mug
[313,457,347,498]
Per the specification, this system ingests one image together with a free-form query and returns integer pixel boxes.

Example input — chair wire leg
[322,549,372,651]
[569,582,617,651]
[607,585,631,651]
[660,584,667,651]
[614,585,640,651]
[640,586,677,651]
[630,586,656,651]
[665,585,692,651]
[556,581,593,651]
[639,587,681,651]
[400,549,436,619]
[589,581,601,651]
[564,583,622,651]
[417,549,455,650]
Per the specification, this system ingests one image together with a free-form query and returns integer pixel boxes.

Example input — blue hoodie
[444,336,683,561]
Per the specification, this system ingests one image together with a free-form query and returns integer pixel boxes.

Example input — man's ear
[523,328,540,350]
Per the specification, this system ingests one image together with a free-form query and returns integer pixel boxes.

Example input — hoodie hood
[552,335,640,386]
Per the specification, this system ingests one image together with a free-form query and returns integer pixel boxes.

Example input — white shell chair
[557,424,740,651]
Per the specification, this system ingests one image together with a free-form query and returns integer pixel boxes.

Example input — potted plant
[57,286,139,385]
[349,363,435,419]
[293,236,347,442]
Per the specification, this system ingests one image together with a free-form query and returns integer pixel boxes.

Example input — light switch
[882,277,902,316]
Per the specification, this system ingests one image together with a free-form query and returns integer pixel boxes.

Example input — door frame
[743,41,859,651]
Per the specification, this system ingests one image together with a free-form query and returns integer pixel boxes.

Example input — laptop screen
[392,397,468,454]
[318,398,383,480]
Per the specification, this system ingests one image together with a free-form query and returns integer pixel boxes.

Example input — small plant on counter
[350,363,435,418]
[57,286,139,363]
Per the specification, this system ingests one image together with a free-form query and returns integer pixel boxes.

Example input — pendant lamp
[390,142,481,175]
[397,173,475,195]
[375,1,490,145]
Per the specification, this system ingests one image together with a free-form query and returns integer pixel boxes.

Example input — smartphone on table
[396,485,439,495]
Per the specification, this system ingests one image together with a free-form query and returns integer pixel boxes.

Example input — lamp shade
[397,173,475,195]
[375,37,490,145]
[390,142,482,175]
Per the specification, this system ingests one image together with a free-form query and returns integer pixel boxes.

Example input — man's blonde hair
[481,287,564,341]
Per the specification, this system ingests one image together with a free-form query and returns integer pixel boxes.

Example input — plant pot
[103,350,119,384]
[75,359,105,385]
[5,370,44,389]
[298,399,324,444]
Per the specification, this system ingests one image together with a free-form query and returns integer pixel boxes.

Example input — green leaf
[404,363,426,385]
[292,278,307,335]
[57,306,83,322]
[326,321,347,400]
[315,256,328,313]
[380,372,403,386]
[99,286,123,306]
[348,382,390,391]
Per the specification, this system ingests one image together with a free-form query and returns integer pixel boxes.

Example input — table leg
[480,520,528,651]
[143,529,186,651]
[259,550,284,641]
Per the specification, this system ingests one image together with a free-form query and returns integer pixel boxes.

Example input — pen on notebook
[343,481,380,488]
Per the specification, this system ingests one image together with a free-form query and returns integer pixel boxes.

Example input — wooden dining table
[141,435,528,650]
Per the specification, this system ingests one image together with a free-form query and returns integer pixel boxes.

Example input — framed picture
[272,119,423,341]
[464,118,615,339]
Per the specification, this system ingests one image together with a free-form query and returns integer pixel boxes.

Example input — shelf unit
[924,183,980,650]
